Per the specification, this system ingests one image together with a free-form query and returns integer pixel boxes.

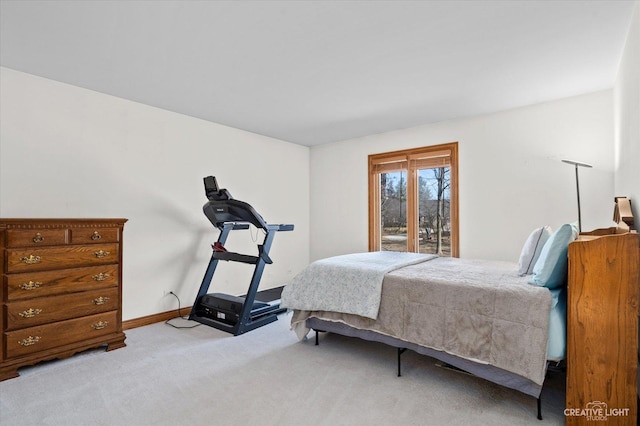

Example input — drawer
[5,265,119,301]
[5,243,119,273]
[4,311,117,358]
[5,228,68,248]
[5,287,119,330]
[70,227,120,244]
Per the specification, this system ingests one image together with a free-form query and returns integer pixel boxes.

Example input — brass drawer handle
[93,296,110,305]
[18,336,41,346]
[94,250,110,258]
[32,233,44,243]
[19,280,42,290]
[20,255,41,264]
[18,308,42,318]
[92,321,109,330]
[91,231,102,241]
[92,273,110,281]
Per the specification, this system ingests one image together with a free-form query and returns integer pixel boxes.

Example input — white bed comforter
[280,251,434,319]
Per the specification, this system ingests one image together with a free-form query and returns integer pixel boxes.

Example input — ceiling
[0,1,635,146]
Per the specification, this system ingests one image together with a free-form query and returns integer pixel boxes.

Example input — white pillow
[518,226,552,276]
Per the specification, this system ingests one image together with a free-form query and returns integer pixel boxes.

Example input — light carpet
[0,312,565,425]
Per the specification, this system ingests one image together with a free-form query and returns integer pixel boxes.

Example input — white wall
[310,91,615,262]
[614,1,640,210]
[0,63,623,320]
[0,67,310,321]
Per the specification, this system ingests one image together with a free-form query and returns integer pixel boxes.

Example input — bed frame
[307,197,638,421]
[308,317,545,417]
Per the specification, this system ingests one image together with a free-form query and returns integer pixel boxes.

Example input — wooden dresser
[566,229,639,425]
[0,218,127,381]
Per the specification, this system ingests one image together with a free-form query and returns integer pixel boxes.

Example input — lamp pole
[561,159,593,233]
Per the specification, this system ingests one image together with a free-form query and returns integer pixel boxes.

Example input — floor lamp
[562,159,592,233]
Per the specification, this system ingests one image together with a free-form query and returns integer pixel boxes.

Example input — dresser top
[0,218,128,228]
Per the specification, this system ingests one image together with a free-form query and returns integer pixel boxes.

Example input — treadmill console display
[202,177,268,230]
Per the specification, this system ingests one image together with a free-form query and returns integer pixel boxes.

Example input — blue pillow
[528,223,578,288]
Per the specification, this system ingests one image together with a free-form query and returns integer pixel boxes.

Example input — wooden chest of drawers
[0,218,127,381]
[566,230,639,425]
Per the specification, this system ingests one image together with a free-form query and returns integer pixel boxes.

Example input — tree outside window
[368,143,458,257]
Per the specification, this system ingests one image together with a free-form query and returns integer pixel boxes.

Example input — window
[368,142,459,257]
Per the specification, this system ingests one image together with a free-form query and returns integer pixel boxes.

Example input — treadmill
[189,176,294,335]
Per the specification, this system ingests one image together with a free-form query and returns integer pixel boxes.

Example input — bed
[280,215,596,419]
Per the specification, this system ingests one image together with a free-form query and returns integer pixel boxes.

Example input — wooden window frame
[368,142,459,257]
